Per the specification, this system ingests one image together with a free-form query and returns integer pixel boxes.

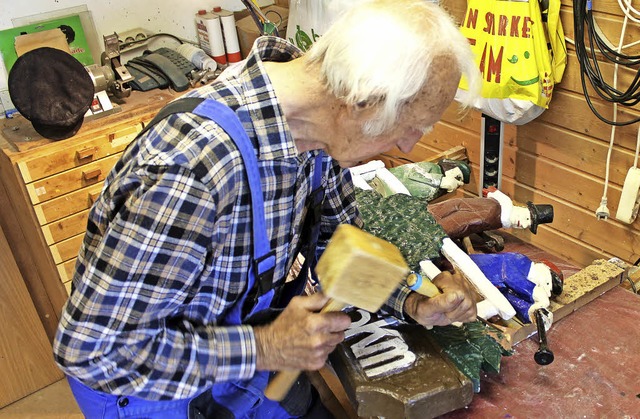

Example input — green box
[0,14,94,72]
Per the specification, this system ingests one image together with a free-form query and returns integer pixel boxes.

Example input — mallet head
[316,224,410,312]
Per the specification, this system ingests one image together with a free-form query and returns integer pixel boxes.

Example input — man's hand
[254,292,352,372]
[404,270,477,327]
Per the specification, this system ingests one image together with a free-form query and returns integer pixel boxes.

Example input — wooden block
[554,259,625,304]
[330,309,473,419]
[316,224,409,312]
[14,29,71,57]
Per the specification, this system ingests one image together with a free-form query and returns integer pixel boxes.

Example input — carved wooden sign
[330,309,473,419]
[345,309,416,378]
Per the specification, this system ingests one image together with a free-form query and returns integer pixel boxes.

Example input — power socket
[616,167,640,224]
[116,28,153,53]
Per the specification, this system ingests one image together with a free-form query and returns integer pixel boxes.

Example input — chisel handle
[407,261,463,328]
[405,260,443,297]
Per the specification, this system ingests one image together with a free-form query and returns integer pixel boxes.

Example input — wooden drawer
[34,183,103,225]
[41,209,89,245]
[57,258,77,284]
[58,259,76,296]
[17,123,142,183]
[49,233,84,264]
[26,154,120,204]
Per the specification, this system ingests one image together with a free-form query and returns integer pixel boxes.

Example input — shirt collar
[239,37,303,161]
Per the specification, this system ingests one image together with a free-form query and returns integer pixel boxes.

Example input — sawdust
[554,259,624,305]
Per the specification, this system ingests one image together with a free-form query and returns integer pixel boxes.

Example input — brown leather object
[428,198,502,239]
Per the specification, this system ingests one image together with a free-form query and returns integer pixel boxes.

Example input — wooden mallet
[263,223,410,401]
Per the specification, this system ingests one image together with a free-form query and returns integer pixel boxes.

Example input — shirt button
[118,397,129,407]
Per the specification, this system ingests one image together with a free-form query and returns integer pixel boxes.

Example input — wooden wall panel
[560,7,640,49]
[517,120,635,186]
[428,0,640,266]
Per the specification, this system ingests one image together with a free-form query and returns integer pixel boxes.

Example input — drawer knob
[76,147,97,161]
[82,168,102,182]
[88,191,101,204]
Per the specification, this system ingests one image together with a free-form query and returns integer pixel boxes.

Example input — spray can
[176,43,217,71]
[213,7,242,63]
[195,9,227,65]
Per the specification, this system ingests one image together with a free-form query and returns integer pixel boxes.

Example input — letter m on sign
[479,44,504,83]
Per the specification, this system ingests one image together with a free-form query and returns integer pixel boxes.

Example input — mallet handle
[263,298,347,401]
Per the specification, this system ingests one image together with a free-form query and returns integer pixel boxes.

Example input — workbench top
[442,285,640,417]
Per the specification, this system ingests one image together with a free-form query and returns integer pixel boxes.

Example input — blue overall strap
[308,152,325,285]
[275,152,325,308]
[191,99,276,293]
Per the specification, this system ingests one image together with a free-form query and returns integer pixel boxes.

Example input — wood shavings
[554,259,624,305]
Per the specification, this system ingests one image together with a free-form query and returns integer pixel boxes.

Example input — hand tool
[533,308,554,365]
[263,223,410,401]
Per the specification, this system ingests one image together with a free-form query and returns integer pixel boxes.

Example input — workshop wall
[3,0,639,267]
[397,0,640,268]
[0,0,267,115]
[0,0,252,43]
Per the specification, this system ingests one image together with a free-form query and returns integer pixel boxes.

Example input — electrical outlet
[115,28,153,53]
[479,113,504,195]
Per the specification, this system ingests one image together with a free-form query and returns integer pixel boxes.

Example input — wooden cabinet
[0,90,180,340]
[0,223,64,408]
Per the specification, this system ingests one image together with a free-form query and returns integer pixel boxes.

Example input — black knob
[533,308,554,366]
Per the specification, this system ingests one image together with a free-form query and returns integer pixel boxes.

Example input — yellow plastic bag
[457,0,566,124]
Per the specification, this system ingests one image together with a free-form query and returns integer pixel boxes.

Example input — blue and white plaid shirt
[53,37,412,400]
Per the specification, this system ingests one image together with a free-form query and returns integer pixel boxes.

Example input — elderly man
[54,0,480,417]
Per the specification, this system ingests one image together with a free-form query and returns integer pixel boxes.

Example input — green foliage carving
[356,189,447,271]
[429,321,512,393]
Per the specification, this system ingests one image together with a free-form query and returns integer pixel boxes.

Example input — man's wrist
[402,292,422,324]
[253,325,272,371]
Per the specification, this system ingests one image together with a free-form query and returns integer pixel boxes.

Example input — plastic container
[176,43,217,71]
[213,7,242,63]
[195,10,227,65]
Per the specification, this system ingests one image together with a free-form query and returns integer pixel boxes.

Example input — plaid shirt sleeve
[54,158,258,399]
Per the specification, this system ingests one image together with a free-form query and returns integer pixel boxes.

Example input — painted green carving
[430,321,512,393]
[356,190,446,270]
[294,25,313,52]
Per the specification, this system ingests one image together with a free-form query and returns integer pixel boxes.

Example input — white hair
[305,0,480,136]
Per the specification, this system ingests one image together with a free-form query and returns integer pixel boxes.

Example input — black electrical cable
[573,0,640,126]
[585,25,640,106]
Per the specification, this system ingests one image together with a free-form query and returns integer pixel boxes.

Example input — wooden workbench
[441,285,640,417]
[320,231,635,418]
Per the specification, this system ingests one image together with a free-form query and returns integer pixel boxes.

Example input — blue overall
[67,99,326,419]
